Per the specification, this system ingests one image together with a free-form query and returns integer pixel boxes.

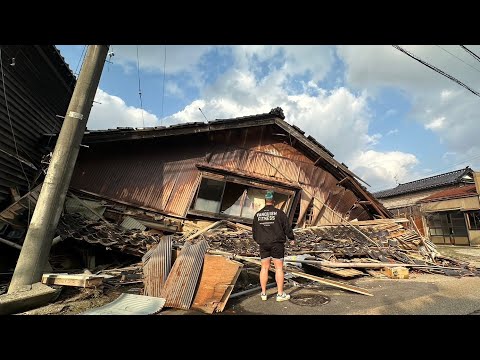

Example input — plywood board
[191,254,243,313]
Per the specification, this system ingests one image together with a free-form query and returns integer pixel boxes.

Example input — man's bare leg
[260,257,271,294]
[272,258,285,295]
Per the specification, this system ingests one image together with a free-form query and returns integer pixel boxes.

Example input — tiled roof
[418,184,478,203]
[374,167,474,198]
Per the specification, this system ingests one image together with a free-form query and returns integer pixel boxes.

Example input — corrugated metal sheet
[81,294,166,315]
[71,141,204,217]
[142,235,173,297]
[0,46,74,208]
[121,216,147,231]
[161,240,208,310]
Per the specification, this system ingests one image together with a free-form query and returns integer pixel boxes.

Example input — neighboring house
[0,45,75,209]
[373,167,475,235]
[62,108,391,227]
[418,172,480,246]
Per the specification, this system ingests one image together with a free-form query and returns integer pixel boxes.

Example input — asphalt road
[218,273,480,315]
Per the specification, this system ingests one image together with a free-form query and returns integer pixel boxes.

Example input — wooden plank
[41,273,103,288]
[217,266,243,312]
[314,265,365,278]
[285,268,373,296]
[185,220,224,242]
[191,254,243,314]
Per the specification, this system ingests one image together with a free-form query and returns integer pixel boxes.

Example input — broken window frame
[189,172,296,224]
[466,210,480,230]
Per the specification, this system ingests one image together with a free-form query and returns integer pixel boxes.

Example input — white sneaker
[276,293,290,302]
[260,293,267,301]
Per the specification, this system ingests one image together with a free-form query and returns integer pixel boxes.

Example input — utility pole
[8,45,109,294]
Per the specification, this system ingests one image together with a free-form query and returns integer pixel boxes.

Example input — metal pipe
[229,282,277,299]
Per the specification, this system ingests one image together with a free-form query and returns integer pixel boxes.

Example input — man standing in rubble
[252,190,294,302]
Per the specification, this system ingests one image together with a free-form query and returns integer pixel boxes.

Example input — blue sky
[57,45,480,192]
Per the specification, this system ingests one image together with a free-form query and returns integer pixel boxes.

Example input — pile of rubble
[174,219,478,277]
[57,213,162,257]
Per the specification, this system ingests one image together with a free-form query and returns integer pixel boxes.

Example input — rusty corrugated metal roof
[160,240,208,310]
[70,146,204,217]
[143,235,173,298]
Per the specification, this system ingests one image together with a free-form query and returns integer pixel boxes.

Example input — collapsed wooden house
[52,107,391,228]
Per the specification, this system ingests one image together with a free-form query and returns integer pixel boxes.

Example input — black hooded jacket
[252,205,294,245]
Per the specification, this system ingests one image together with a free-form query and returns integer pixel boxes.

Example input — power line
[436,45,480,74]
[136,45,145,128]
[420,153,480,179]
[161,45,167,125]
[460,45,480,64]
[392,45,480,99]
[74,45,87,78]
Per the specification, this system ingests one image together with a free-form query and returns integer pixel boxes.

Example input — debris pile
[174,219,478,277]
[57,213,161,257]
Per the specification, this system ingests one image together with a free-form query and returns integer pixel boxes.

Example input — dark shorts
[259,243,285,260]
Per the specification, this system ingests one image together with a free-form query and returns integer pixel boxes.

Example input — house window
[193,178,225,213]
[191,175,293,221]
[467,211,480,230]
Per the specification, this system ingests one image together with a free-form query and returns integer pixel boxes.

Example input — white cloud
[162,64,418,190]
[232,45,335,82]
[425,116,446,130]
[337,45,480,166]
[386,129,399,136]
[440,89,452,100]
[89,89,160,130]
[165,81,184,98]
[350,150,419,191]
[112,45,213,75]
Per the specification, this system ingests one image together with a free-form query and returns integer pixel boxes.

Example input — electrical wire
[392,45,480,99]
[436,45,480,74]
[0,47,32,223]
[74,45,87,78]
[136,45,145,128]
[161,45,167,125]
[460,45,480,64]
[420,153,480,179]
